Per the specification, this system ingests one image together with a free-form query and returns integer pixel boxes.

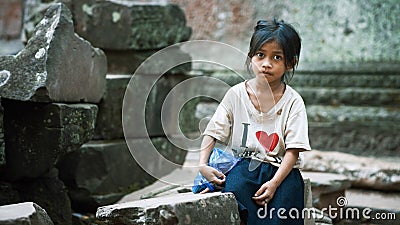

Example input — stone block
[94,74,169,139]
[1,99,97,181]
[57,137,187,213]
[93,75,130,140]
[96,192,240,225]
[105,48,192,75]
[112,73,198,139]
[14,168,71,225]
[0,3,107,103]
[94,74,194,140]
[0,202,54,225]
[71,0,191,50]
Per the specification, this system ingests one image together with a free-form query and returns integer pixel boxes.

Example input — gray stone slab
[96,192,240,225]
[0,3,107,103]
[57,138,187,213]
[0,202,54,225]
[72,0,191,50]
[1,99,97,181]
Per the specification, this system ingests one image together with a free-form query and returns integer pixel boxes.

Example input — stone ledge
[96,192,240,225]
[303,150,400,192]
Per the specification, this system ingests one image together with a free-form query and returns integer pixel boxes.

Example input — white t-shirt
[203,81,311,168]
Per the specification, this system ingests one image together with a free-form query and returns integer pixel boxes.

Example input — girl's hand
[199,165,226,193]
[252,181,278,206]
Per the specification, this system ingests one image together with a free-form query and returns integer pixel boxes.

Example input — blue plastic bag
[192,148,239,193]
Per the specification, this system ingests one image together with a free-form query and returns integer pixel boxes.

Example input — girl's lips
[261,71,273,76]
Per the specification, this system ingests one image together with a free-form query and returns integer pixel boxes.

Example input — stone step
[306,105,400,125]
[291,73,400,88]
[295,87,400,106]
[196,103,400,125]
[307,106,400,156]
[203,70,400,89]
[309,122,399,157]
[200,86,399,107]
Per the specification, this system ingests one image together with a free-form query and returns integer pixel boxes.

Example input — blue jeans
[222,159,304,225]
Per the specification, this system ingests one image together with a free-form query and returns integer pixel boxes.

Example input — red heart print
[255,131,279,152]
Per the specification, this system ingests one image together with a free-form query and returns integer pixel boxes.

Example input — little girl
[198,18,311,224]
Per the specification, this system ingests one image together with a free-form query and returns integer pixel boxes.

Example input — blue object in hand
[192,148,239,193]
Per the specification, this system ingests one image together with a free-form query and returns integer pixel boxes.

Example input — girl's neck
[252,78,285,95]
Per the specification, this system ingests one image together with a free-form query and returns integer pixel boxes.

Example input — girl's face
[251,40,289,84]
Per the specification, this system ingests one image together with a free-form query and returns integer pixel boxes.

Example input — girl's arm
[252,148,301,205]
[198,135,226,193]
[198,135,216,165]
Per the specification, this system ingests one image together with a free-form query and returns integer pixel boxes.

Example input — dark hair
[246,18,301,83]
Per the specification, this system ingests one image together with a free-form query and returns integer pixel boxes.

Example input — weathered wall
[171,0,400,71]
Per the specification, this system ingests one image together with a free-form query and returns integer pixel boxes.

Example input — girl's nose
[261,59,272,69]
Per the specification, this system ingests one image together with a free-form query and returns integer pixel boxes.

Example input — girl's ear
[286,56,298,71]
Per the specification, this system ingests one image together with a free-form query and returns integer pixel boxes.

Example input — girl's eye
[256,53,264,58]
[274,55,282,60]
